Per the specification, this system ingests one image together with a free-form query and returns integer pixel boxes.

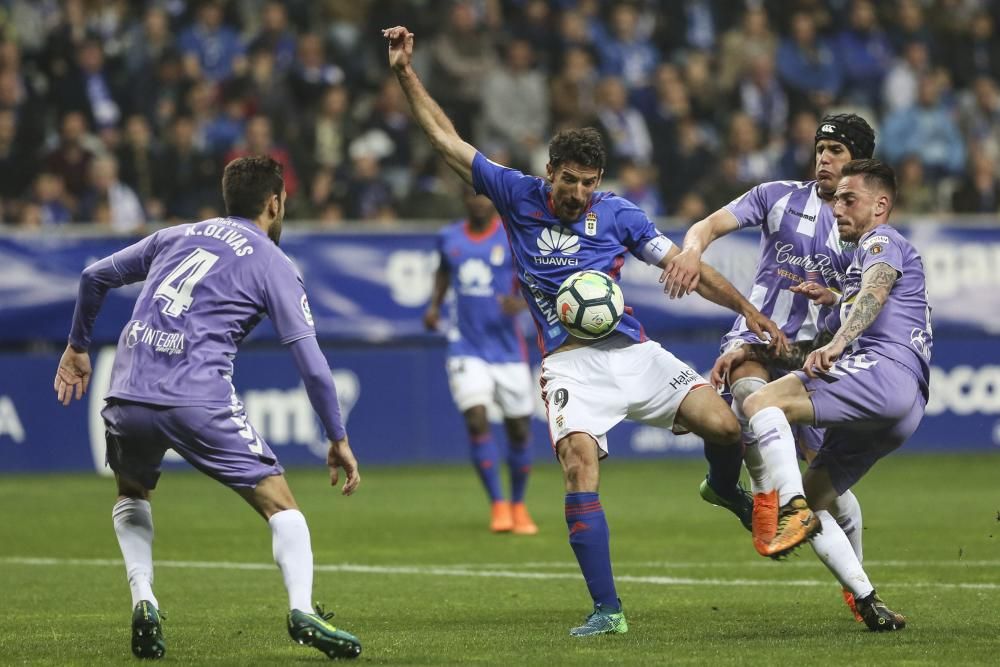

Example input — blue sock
[507,442,532,503]
[565,492,618,610]
[704,440,743,500]
[470,433,504,502]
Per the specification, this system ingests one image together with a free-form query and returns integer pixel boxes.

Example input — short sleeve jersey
[106,217,315,405]
[472,152,671,354]
[437,217,526,363]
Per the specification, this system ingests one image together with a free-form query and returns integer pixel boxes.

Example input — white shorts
[540,336,708,456]
[446,356,534,418]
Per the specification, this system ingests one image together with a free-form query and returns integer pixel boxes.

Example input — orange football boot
[511,502,538,535]
[490,500,513,532]
[843,589,864,623]
[751,489,779,556]
[761,496,822,559]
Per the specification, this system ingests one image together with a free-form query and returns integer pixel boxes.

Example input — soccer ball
[556,270,625,339]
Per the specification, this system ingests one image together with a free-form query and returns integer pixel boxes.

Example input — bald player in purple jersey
[663,115,875,569]
[384,26,787,637]
[739,160,930,632]
[53,157,363,660]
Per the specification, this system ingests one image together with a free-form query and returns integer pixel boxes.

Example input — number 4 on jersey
[153,247,220,317]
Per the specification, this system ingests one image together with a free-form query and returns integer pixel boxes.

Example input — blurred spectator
[777,11,842,112]
[0,109,36,211]
[78,155,145,231]
[248,1,298,72]
[177,0,246,83]
[952,151,1000,213]
[948,11,1000,89]
[129,50,185,131]
[717,7,778,93]
[289,33,346,111]
[428,1,496,139]
[32,172,74,226]
[304,84,357,176]
[895,154,938,215]
[402,157,466,220]
[698,155,754,209]
[550,47,599,131]
[301,167,349,223]
[43,111,96,200]
[553,8,593,57]
[479,39,548,171]
[882,74,966,179]
[659,116,715,212]
[50,38,124,136]
[890,0,935,54]
[116,114,162,221]
[123,6,173,77]
[226,115,300,198]
[364,76,416,195]
[619,161,665,216]
[736,52,789,144]
[594,76,653,175]
[883,40,931,114]
[595,2,660,95]
[958,76,1000,167]
[157,115,220,221]
[834,0,894,108]
[239,47,295,137]
[508,0,554,68]
[777,109,820,180]
[675,191,708,225]
[727,112,776,184]
[0,50,47,150]
[682,51,720,122]
[345,145,395,222]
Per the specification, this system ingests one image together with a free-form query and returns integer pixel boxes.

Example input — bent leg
[558,433,618,610]
[805,466,874,599]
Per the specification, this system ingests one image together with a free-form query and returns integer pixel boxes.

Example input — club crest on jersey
[300,294,314,326]
[585,211,598,236]
[535,226,580,266]
[490,244,505,266]
[862,235,890,255]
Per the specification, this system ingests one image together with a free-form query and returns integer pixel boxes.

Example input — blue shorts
[102,399,283,490]
[793,351,925,494]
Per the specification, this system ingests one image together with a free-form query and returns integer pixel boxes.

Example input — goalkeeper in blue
[385,26,788,636]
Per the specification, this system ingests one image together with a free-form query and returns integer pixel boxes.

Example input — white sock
[830,490,863,562]
[748,407,804,505]
[730,377,770,494]
[112,498,158,609]
[810,510,874,599]
[269,509,314,613]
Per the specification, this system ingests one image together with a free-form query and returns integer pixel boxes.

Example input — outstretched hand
[743,310,790,357]
[791,280,838,307]
[709,345,748,389]
[383,26,414,71]
[659,248,701,298]
[327,436,361,496]
[802,336,846,378]
[54,344,91,406]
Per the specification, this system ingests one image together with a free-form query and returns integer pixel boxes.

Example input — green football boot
[287,605,362,659]
[699,477,753,532]
[131,600,165,659]
[569,600,628,637]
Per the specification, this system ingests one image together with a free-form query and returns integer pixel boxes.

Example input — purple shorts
[794,351,925,494]
[102,399,284,490]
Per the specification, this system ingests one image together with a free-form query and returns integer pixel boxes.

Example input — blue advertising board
[0,336,995,475]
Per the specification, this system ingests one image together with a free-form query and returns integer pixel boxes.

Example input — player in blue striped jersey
[424,191,538,535]
[385,26,787,636]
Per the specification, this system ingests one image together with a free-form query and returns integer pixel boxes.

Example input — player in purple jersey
[664,115,875,570]
[53,157,363,660]
[738,160,929,631]
[424,191,538,535]
[384,25,787,636]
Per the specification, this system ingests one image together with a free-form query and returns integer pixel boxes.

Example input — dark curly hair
[841,159,897,201]
[222,155,284,219]
[548,127,606,170]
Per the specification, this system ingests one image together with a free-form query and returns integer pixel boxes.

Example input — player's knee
[742,387,774,418]
[557,435,599,491]
[731,376,766,413]
[505,417,530,446]
[463,406,490,436]
[708,410,742,445]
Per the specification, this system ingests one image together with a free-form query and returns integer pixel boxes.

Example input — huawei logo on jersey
[537,226,580,256]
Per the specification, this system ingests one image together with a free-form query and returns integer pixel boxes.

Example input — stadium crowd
[0,0,998,230]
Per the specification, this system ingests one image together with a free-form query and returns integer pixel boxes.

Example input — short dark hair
[548,127,606,170]
[841,159,897,201]
[222,156,284,219]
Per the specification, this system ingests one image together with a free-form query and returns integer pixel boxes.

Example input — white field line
[3,556,999,591]
[452,559,1000,569]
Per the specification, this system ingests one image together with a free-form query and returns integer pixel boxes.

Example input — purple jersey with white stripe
[839,224,933,397]
[438,217,526,363]
[472,152,671,354]
[722,180,854,349]
[106,217,315,406]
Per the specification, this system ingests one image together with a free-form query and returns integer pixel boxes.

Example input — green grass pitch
[2,453,999,665]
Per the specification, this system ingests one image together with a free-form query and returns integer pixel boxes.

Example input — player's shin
[269,509,314,612]
[565,492,619,610]
[112,497,158,609]
[507,441,532,503]
[809,510,874,600]
[470,432,504,502]
[747,407,804,505]
[830,490,863,562]
[731,376,768,493]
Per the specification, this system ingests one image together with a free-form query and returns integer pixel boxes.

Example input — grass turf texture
[2,453,998,665]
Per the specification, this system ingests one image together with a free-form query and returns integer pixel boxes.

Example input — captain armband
[639,234,675,265]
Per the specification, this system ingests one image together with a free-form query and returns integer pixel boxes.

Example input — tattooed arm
[802,262,898,377]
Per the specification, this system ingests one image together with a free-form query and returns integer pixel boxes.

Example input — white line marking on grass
[459,559,1000,569]
[4,557,999,591]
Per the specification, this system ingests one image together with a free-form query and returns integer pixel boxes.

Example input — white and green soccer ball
[555,270,625,340]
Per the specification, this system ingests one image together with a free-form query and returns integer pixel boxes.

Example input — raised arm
[660,207,740,297]
[803,262,897,377]
[385,26,477,185]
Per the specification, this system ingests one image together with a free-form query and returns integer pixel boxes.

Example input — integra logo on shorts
[535,226,580,266]
[125,319,185,355]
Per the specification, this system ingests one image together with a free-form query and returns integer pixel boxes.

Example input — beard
[267,218,282,245]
